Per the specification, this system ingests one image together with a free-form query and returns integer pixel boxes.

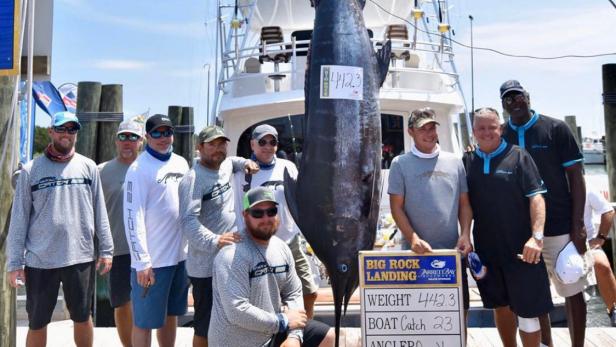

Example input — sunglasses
[503,94,526,105]
[248,207,278,218]
[149,129,174,139]
[53,126,79,134]
[117,133,141,142]
[258,139,278,147]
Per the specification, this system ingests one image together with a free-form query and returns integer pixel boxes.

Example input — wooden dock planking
[20,322,616,346]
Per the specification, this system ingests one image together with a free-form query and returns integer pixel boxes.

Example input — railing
[217,37,458,93]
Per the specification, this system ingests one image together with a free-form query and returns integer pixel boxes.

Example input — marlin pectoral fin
[283,168,300,225]
[376,40,392,87]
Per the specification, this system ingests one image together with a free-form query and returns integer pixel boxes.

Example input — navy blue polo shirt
[464,140,546,263]
[502,111,583,237]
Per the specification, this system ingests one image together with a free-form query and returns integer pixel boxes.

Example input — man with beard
[123,114,190,347]
[464,108,552,347]
[234,124,319,319]
[500,80,587,347]
[7,111,113,347]
[98,119,144,346]
[210,187,335,347]
[178,125,258,347]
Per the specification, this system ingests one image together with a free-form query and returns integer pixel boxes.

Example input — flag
[58,83,78,113]
[32,81,67,116]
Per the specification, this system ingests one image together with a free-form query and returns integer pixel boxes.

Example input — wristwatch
[533,231,544,241]
[597,233,609,242]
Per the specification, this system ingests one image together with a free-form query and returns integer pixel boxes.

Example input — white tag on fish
[319,65,363,100]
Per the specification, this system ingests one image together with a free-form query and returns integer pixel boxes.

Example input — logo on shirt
[157,172,184,184]
[202,182,231,201]
[32,176,92,192]
[249,261,290,278]
[494,169,513,175]
[531,144,549,149]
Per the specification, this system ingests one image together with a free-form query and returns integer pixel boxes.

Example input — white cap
[554,241,592,284]
[117,120,143,137]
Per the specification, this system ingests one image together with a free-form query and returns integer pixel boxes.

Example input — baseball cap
[52,111,81,129]
[554,241,592,284]
[198,125,230,143]
[500,80,526,98]
[408,108,440,128]
[145,114,174,133]
[117,120,143,137]
[243,187,279,210]
[251,124,278,140]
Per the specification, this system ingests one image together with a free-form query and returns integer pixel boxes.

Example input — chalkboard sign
[319,65,363,101]
[359,250,465,347]
[0,0,19,76]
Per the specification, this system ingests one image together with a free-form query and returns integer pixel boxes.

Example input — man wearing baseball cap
[123,114,190,347]
[388,107,473,333]
[178,125,258,347]
[98,119,144,346]
[500,80,588,347]
[233,123,320,319]
[209,187,334,347]
[7,111,113,346]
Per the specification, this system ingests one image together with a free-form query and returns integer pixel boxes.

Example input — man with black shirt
[500,80,588,347]
[465,108,552,347]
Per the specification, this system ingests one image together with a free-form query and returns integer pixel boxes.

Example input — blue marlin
[285,0,390,344]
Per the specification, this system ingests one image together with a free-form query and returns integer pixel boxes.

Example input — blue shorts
[130,261,189,329]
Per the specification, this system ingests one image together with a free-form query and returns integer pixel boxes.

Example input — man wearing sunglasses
[98,119,144,346]
[123,114,190,347]
[7,111,113,347]
[210,187,335,347]
[500,80,588,347]
[178,125,259,347]
[234,124,319,319]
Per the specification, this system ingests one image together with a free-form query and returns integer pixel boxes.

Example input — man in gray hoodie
[178,125,258,347]
[7,111,113,347]
[210,187,334,347]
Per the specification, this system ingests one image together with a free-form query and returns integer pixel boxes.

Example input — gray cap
[243,187,278,210]
[198,125,230,143]
[117,120,143,137]
[251,124,278,140]
[408,107,440,128]
[500,80,526,98]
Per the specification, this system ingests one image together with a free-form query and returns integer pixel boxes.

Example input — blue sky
[45,0,616,138]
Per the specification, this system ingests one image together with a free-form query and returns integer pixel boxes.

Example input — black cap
[500,80,526,99]
[146,114,174,134]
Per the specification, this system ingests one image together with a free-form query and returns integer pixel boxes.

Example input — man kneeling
[209,187,335,346]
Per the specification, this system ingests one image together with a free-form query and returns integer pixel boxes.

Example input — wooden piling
[180,106,195,165]
[602,64,616,269]
[97,84,123,163]
[168,105,183,156]
[0,76,19,347]
[75,82,102,160]
[564,115,581,147]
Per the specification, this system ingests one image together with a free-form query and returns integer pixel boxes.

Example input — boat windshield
[236,114,404,169]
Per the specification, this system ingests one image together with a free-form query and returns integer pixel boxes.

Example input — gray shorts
[542,234,589,298]
[288,234,319,295]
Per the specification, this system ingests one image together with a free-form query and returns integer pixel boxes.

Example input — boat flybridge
[211,0,471,163]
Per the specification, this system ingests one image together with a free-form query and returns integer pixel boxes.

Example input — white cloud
[91,59,155,70]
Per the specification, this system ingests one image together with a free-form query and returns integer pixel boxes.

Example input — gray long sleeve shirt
[209,233,303,347]
[178,156,246,278]
[7,153,113,271]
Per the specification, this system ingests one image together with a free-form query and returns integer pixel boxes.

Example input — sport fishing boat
[209,0,472,327]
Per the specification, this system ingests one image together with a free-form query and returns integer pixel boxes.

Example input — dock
[16,321,616,346]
